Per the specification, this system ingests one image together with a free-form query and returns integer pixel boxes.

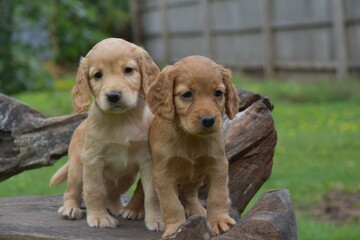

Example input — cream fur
[50,38,163,231]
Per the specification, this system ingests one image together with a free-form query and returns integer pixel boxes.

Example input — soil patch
[314,189,360,224]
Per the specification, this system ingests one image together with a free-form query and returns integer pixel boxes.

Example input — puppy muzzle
[200,115,215,128]
[106,91,122,105]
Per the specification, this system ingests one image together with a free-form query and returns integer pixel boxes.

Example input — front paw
[58,205,83,220]
[210,216,236,236]
[119,205,144,220]
[87,213,119,228]
[107,200,123,217]
[184,203,207,218]
[162,223,182,238]
[145,214,165,232]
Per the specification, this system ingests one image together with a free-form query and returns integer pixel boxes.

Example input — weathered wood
[202,0,213,59]
[159,0,170,63]
[130,0,142,45]
[213,189,299,240]
[261,0,274,78]
[166,215,212,240]
[136,0,360,77]
[0,189,298,240]
[0,88,278,237]
[0,87,284,239]
[0,93,87,182]
[332,0,348,80]
[0,195,162,240]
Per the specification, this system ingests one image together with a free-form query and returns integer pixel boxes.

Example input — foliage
[0,0,130,94]
[52,0,130,63]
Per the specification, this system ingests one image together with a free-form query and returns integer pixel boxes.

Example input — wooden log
[213,189,299,240]
[0,93,87,182]
[0,88,283,239]
[0,189,298,240]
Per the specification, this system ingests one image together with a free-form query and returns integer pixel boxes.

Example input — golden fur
[50,38,164,231]
[146,56,240,237]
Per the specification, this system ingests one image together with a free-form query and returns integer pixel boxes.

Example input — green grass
[237,75,360,240]
[0,158,67,197]
[0,84,73,198]
[12,83,73,118]
[1,75,360,240]
[296,212,360,240]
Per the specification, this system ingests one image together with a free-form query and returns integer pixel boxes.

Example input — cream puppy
[50,38,163,231]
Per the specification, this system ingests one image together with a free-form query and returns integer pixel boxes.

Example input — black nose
[106,91,122,104]
[200,115,215,128]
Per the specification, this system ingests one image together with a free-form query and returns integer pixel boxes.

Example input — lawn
[1,75,359,240]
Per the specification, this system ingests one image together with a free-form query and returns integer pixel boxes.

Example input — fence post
[159,0,170,63]
[261,0,274,78]
[332,0,348,80]
[130,0,142,45]
[202,0,213,59]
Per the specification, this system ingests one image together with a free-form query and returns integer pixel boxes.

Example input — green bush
[0,0,130,94]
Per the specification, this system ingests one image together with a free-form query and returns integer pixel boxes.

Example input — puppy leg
[83,160,118,228]
[120,178,145,220]
[140,166,164,231]
[179,181,206,218]
[154,173,185,238]
[206,160,235,236]
[106,175,135,217]
[58,157,83,220]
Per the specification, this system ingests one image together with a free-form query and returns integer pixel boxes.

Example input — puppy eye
[181,91,193,99]
[124,67,133,74]
[94,71,102,79]
[214,90,223,97]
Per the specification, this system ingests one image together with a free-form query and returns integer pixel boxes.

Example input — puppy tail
[49,162,69,186]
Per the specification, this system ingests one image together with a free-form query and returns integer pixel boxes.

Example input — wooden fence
[130,0,360,79]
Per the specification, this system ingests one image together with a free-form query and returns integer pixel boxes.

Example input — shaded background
[2,0,360,95]
[0,0,131,94]
[0,1,359,240]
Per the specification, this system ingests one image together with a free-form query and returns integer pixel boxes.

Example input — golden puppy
[50,38,164,231]
[146,56,240,237]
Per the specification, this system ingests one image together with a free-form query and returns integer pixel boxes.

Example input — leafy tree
[51,0,130,63]
[0,0,130,94]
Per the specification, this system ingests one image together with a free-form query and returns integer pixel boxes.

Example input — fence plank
[130,0,142,45]
[134,0,360,77]
[332,0,349,80]
[159,0,170,63]
[202,0,213,59]
[261,0,274,77]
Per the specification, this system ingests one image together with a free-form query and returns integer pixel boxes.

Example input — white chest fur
[82,104,152,181]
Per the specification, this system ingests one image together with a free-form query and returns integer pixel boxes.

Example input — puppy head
[147,56,240,136]
[72,38,159,113]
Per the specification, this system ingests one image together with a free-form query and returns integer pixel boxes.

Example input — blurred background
[0,1,359,240]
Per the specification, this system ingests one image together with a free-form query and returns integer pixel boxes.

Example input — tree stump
[0,88,293,239]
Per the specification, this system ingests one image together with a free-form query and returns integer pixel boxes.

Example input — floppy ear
[138,48,160,93]
[222,67,240,119]
[71,57,92,113]
[146,66,174,121]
